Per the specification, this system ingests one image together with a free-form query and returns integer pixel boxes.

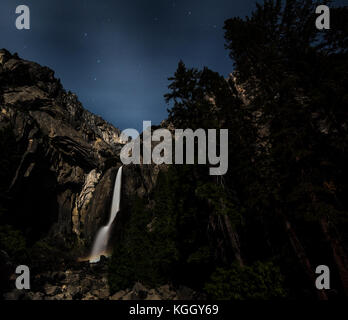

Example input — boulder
[25,292,45,300]
[110,290,127,300]
[79,278,93,294]
[3,289,25,300]
[131,282,148,300]
[44,285,61,296]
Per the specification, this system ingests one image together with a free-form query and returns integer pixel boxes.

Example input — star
[96,59,101,64]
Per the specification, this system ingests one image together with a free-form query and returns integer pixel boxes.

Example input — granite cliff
[0,48,127,249]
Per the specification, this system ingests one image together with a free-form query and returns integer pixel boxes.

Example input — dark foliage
[109,0,348,299]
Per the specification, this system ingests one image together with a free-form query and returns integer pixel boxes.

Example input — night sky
[0,0,346,132]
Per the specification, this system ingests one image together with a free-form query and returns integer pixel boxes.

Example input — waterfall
[89,166,123,263]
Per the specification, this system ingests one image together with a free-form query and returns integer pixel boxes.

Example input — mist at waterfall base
[88,166,123,263]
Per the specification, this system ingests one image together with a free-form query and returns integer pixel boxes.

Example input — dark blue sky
[0,0,346,132]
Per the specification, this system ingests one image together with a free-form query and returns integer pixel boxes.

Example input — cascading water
[89,166,123,263]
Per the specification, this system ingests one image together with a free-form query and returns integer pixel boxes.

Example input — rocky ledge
[3,258,199,301]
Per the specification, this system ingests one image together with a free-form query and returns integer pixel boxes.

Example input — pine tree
[224,0,348,298]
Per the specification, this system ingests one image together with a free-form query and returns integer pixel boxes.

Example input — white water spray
[89,166,123,263]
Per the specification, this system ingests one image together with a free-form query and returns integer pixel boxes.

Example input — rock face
[0,49,176,300]
[0,49,169,251]
[0,49,125,248]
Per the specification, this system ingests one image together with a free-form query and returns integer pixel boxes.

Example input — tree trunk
[320,218,348,298]
[222,214,244,267]
[284,218,328,300]
[208,213,244,267]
